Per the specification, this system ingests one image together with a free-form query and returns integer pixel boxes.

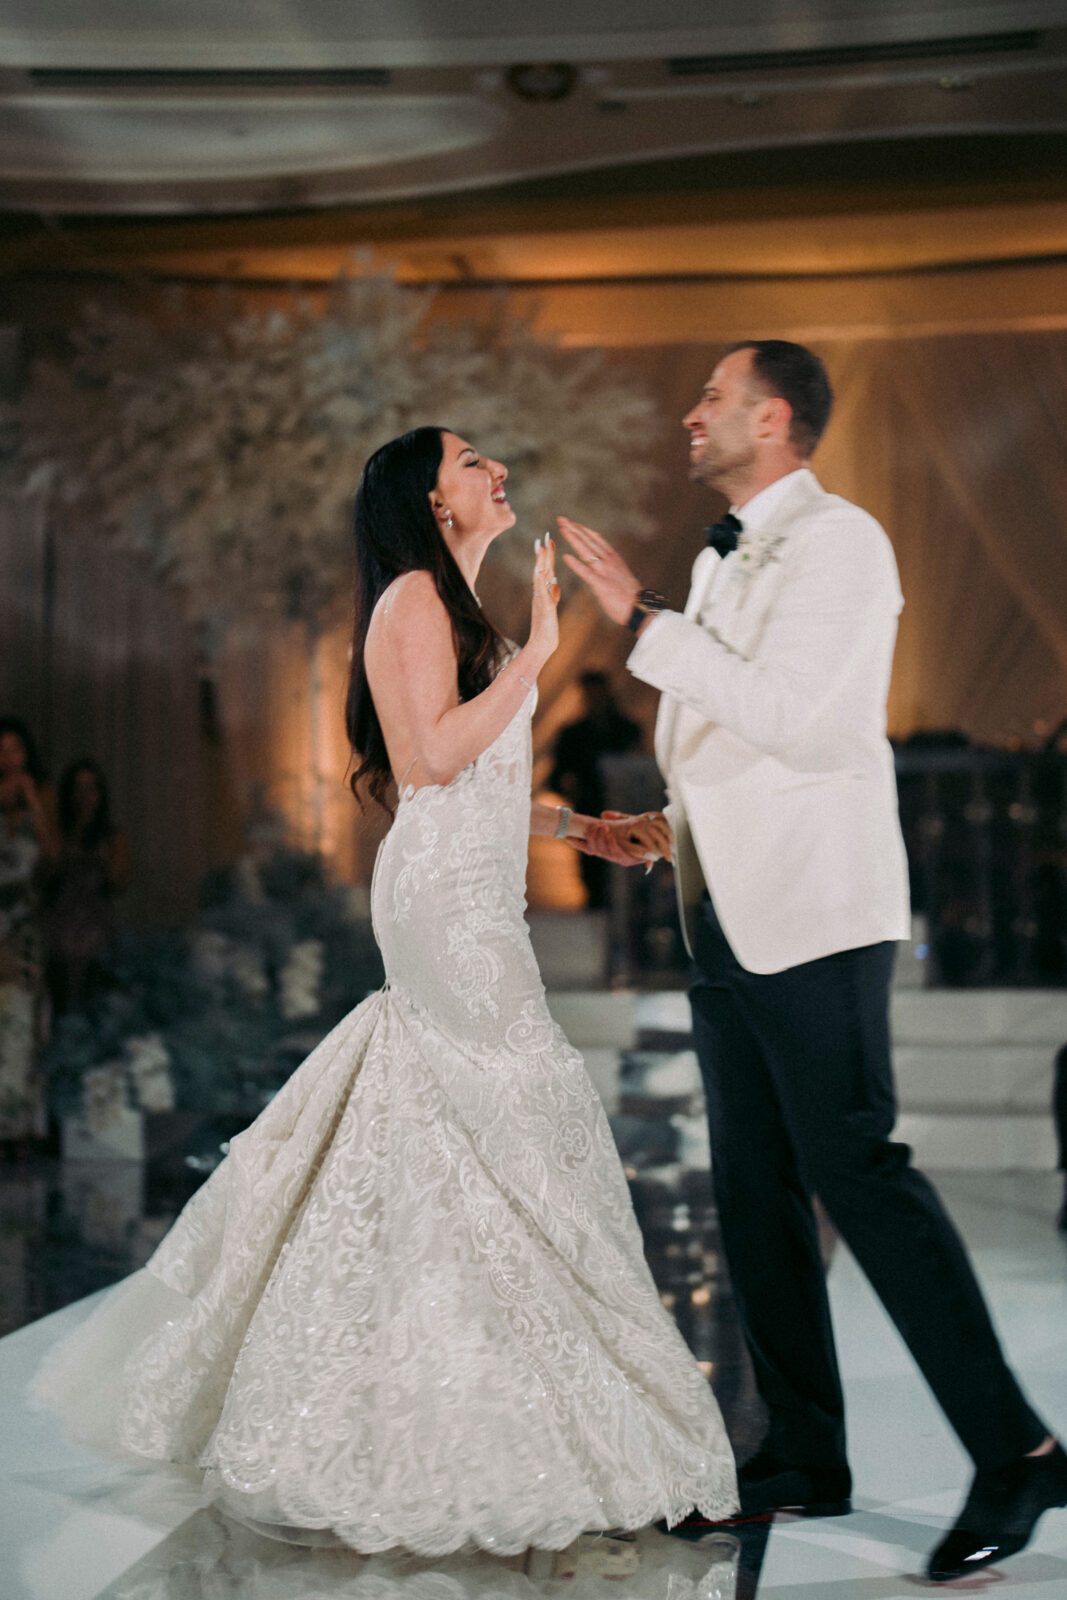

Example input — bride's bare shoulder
[370,570,447,630]
[367,572,453,674]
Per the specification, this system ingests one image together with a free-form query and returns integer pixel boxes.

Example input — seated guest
[1056,1043,1067,1233]
[0,717,57,1145]
[43,759,129,1016]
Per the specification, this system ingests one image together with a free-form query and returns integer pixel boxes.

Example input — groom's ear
[756,394,792,440]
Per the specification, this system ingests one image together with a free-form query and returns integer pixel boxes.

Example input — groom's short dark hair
[726,339,833,457]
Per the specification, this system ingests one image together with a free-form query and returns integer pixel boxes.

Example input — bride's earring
[444,509,454,530]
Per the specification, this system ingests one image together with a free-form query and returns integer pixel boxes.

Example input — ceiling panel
[1,3,1066,216]
[0,94,500,182]
[3,2,1066,66]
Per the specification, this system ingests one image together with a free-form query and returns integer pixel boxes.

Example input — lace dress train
[33,688,737,1555]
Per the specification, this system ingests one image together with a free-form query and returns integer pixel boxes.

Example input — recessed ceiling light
[506,63,577,103]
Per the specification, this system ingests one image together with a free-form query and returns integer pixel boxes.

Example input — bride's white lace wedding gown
[34,685,737,1556]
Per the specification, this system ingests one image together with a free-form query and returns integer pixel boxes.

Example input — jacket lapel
[654,546,720,771]
[651,473,826,775]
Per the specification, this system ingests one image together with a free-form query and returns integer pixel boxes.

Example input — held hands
[528,528,668,869]
[557,517,642,627]
[529,534,562,663]
[576,810,673,869]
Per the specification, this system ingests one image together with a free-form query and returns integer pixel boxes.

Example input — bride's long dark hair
[345,426,506,813]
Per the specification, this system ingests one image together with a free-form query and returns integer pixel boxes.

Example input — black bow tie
[705,513,742,558]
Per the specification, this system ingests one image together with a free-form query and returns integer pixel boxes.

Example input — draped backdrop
[3,324,1066,920]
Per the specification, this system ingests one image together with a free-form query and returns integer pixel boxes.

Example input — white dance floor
[2,1171,1065,1599]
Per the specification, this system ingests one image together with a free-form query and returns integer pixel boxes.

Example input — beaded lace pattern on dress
[34,687,737,1556]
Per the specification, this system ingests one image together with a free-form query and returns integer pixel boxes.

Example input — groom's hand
[557,517,641,627]
[576,811,673,868]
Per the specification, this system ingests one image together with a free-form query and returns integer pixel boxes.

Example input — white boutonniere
[733,529,787,577]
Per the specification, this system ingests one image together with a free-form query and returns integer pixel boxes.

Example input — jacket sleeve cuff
[625,609,690,691]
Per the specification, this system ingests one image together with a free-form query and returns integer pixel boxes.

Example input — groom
[559,339,1066,1583]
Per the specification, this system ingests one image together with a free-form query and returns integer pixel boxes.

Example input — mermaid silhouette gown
[34,686,737,1556]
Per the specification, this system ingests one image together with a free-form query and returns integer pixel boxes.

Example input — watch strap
[627,590,669,633]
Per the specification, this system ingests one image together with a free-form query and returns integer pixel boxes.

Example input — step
[619,992,1064,1172]
[895,1112,1057,1170]
[528,912,609,989]
[545,990,636,1050]
[631,988,1067,1047]
[890,989,1067,1046]
[893,1043,1055,1111]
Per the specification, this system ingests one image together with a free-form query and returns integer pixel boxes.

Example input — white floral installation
[2,266,662,846]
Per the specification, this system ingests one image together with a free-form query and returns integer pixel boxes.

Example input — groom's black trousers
[689,893,1045,1473]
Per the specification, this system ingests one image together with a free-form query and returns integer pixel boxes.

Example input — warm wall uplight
[527,789,587,910]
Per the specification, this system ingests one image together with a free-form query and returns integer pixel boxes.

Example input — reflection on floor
[1,994,1066,1598]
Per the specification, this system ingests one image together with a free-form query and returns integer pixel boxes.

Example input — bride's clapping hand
[528,534,561,663]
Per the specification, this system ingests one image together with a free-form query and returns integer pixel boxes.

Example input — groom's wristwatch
[627,590,670,633]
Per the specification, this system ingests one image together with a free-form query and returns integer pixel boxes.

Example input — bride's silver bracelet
[498,660,534,691]
[554,805,573,839]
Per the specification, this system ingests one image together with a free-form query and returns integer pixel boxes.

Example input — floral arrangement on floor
[45,847,385,1133]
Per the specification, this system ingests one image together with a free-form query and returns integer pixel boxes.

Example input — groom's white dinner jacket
[627,467,911,975]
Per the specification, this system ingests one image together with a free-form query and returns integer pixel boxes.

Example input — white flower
[133,1071,175,1114]
[192,929,231,981]
[125,1032,176,1113]
[126,1038,175,1113]
[229,944,270,1001]
[125,1032,170,1076]
[193,930,268,1000]
[278,939,324,1020]
[82,1063,130,1134]
[732,529,788,576]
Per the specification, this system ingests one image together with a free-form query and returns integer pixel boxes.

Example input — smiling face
[683,348,767,495]
[430,432,515,546]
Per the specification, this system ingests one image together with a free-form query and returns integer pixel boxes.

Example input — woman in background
[43,758,129,1016]
[0,717,57,1146]
[35,427,736,1559]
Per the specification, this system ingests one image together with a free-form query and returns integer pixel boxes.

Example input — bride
[34,426,737,1557]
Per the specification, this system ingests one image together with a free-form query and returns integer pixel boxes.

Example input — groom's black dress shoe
[737,1449,852,1518]
[925,1440,1067,1582]
[658,1450,852,1537]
